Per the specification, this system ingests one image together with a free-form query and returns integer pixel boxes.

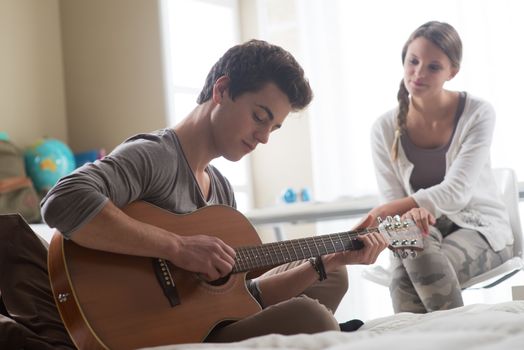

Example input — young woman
[368,21,514,313]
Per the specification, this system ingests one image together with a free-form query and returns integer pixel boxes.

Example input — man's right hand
[170,234,236,281]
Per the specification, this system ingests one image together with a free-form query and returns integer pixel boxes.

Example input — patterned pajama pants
[389,216,513,313]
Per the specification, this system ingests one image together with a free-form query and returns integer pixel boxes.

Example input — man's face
[210,81,292,161]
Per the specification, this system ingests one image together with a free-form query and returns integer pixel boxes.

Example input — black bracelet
[308,257,327,281]
[316,256,327,281]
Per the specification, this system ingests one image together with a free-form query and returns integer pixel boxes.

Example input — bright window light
[161,0,252,211]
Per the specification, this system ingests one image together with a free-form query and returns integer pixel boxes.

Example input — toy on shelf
[24,138,76,194]
[281,187,312,204]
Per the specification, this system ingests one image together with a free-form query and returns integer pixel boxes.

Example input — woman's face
[403,37,458,98]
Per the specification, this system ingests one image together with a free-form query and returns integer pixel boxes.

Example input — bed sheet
[141,301,524,350]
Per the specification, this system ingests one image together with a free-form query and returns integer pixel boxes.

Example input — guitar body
[48,202,263,349]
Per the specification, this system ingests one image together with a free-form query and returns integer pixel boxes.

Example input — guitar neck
[231,227,378,273]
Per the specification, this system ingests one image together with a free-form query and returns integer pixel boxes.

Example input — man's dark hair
[197,39,313,111]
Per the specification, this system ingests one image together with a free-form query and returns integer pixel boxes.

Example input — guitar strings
[232,227,380,273]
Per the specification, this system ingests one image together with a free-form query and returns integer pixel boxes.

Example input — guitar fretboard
[232,227,378,273]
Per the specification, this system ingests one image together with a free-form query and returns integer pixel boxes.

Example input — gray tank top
[401,92,466,191]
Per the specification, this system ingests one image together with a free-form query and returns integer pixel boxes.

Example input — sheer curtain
[297,0,524,321]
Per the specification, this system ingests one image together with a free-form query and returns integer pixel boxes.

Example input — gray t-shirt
[41,128,236,238]
[401,92,466,191]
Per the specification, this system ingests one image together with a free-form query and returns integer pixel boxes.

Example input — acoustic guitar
[48,201,422,349]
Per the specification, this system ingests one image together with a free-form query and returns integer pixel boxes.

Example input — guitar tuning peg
[393,251,400,259]
[385,216,394,229]
[394,215,402,228]
[377,217,383,224]
[409,250,418,259]
[400,250,409,259]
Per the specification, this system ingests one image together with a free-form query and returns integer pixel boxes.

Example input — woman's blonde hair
[391,21,462,160]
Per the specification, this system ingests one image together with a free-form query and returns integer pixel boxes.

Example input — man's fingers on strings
[220,240,237,258]
[362,234,380,263]
[199,258,232,282]
[215,257,234,277]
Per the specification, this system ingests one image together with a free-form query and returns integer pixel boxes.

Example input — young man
[1,40,387,348]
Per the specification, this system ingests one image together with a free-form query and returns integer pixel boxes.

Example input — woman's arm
[368,196,418,221]
[369,115,419,219]
[370,114,408,203]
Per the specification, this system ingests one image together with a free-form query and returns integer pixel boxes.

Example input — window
[160,0,252,211]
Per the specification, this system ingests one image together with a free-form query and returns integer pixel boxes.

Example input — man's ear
[212,76,230,104]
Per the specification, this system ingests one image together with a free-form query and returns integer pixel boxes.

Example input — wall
[0,0,67,148]
[59,0,167,153]
[0,0,313,218]
[239,0,314,210]
[59,0,314,212]
[0,0,167,155]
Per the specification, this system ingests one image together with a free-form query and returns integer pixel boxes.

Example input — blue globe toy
[24,138,76,193]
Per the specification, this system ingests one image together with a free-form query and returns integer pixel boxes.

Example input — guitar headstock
[377,215,424,259]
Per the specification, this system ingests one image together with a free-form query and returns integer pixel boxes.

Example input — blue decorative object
[282,188,297,203]
[24,138,76,193]
[300,188,311,202]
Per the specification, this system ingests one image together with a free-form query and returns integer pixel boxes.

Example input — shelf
[245,195,378,226]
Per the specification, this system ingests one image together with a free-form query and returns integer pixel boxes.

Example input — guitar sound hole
[208,274,231,286]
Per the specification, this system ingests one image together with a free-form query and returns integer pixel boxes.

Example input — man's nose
[254,128,270,145]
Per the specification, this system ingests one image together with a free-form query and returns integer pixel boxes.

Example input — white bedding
[29,224,524,349]
[142,301,524,350]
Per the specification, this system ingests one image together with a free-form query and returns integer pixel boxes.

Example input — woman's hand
[401,207,436,236]
[367,197,418,223]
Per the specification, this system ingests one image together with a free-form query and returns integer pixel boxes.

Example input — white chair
[362,167,524,289]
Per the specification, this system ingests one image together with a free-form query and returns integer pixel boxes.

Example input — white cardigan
[371,94,513,251]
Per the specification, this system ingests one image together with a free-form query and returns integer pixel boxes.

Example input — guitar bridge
[153,258,181,307]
